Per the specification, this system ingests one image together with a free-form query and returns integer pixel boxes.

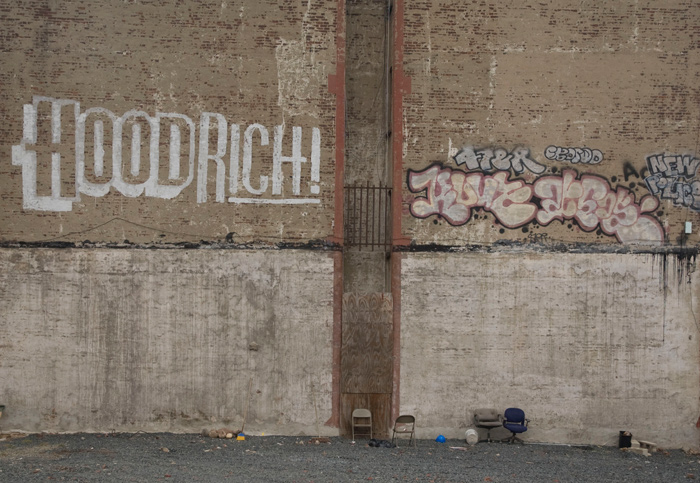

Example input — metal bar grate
[344,184,392,250]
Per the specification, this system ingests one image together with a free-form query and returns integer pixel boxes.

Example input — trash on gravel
[0,432,28,441]
[465,429,479,445]
[436,435,446,443]
[619,431,632,448]
[202,428,237,439]
[309,437,331,444]
[368,439,395,448]
[620,438,656,456]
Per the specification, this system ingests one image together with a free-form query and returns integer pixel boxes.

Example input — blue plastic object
[436,435,446,443]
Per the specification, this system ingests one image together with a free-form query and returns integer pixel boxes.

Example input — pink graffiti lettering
[408,166,664,243]
[534,170,663,243]
[408,165,537,227]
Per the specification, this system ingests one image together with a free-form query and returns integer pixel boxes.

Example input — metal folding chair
[352,408,372,440]
[391,414,416,447]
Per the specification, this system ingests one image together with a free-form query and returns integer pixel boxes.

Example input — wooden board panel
[341,293,393,394]
[340,293,393,437]
[340,393,392,439]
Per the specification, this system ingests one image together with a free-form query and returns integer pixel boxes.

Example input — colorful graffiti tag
[643,153,700,212]
[408,165,664,243]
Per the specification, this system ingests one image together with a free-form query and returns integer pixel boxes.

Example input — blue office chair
[501,407,529,443]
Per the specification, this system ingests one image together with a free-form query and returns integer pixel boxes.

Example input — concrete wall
[0,248,335,435]
[400,251,700,447]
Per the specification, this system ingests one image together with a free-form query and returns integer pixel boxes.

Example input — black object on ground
[619,431,632,448]
[368,438,395,448]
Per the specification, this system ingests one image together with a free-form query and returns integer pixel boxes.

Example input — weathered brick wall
[402,0,700,247]
[0,0,338,244]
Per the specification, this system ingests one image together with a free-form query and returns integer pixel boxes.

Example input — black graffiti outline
[544,145,603,165]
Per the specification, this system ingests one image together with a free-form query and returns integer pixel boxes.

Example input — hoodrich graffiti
[544,145,603,165]
[453,146,546,174]
[11,96,322,211]
[408,165,664,243]
[643,153,700,212]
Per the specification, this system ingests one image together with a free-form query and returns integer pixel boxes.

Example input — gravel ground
[1,433,699,482]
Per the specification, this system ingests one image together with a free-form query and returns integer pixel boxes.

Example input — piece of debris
[619,431,632,448]
[621,447,651,457]
[161,447,170,453]
[638,440,657,453]
[202,428,238,439]
[0,432,28,441]
[309,437,331,444]
[450,446,470,451]
[368,439,394,448]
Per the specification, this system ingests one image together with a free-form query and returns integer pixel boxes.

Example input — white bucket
[465,429,479,445]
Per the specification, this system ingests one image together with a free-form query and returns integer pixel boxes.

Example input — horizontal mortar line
[227,197,321,205]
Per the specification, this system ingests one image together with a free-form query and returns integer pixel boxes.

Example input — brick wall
[0,0,338,245]
[402,0,700,247]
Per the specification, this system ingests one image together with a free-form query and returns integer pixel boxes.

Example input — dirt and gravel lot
[1,432,699,482]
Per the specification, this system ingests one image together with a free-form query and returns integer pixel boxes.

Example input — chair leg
[501,433,525,444]
[477,428,492,443]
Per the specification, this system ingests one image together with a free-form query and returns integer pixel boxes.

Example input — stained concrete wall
[400,251,700,447]
[0,248,334,435]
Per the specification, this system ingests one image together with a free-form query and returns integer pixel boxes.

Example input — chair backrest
[352,408,371,419]
[503,407,525,424]
[474,408,499,422]
[394,414,415,425]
